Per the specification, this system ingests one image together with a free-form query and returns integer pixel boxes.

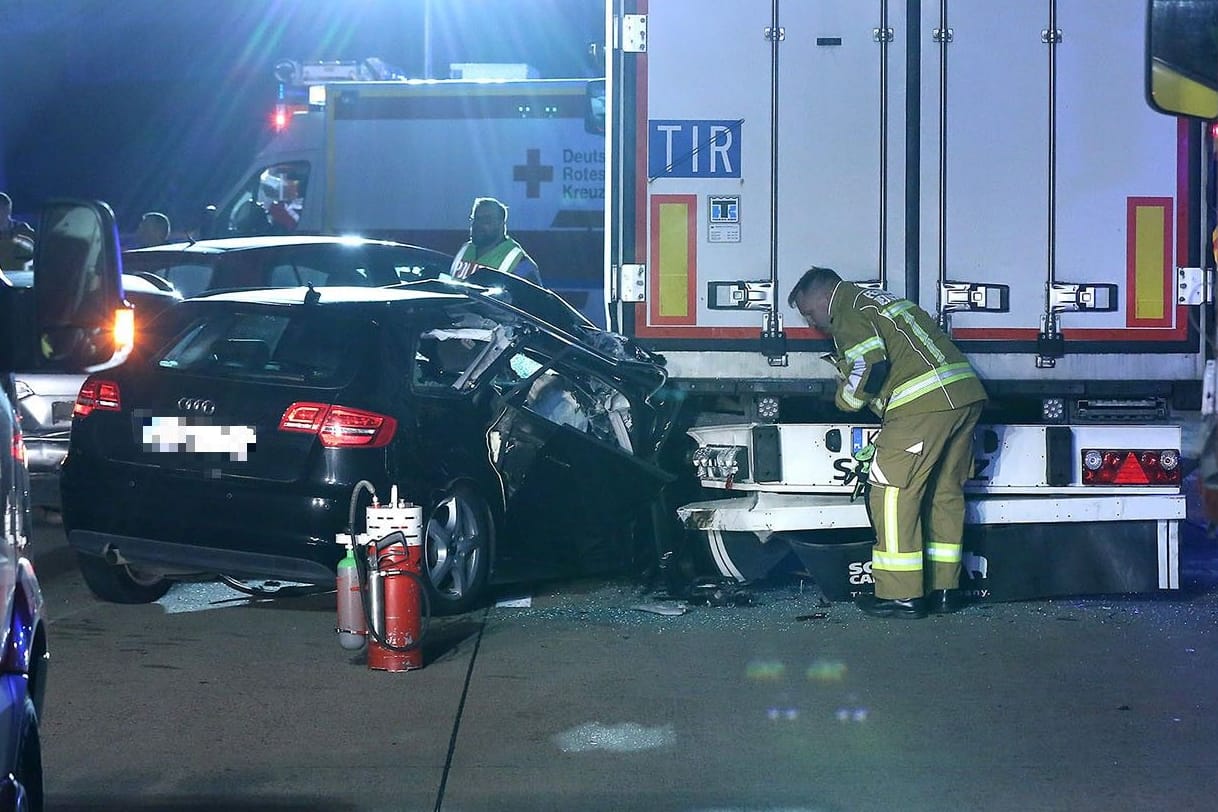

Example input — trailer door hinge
[1177,266,1213,305]
[1048,282,1118,313]
[619,14,647,53]
[761,311,788,367]
[707,280,774,311]
[614,263,646,303]
[939,280,1010,315]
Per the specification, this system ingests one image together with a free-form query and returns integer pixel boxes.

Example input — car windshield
[124,243,448,298]
[152,307,371,386]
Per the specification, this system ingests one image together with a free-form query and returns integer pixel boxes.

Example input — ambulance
[210,60,608,324]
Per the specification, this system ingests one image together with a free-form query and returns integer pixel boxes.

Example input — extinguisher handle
[373,530,406,552]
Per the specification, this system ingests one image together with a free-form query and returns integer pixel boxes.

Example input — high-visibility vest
[450,238,531,280]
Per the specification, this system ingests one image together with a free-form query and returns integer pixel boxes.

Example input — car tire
[75,552,172,604]
[4,693,42,812]
[424,485,493,616]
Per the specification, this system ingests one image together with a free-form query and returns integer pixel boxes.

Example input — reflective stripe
[881,484,900,553]
[887,362,978,410]
[882,300,947,364]
[498,246,524,272]
[926,541,962,564]
[843,335,884,360]
[872,549,923,572]
[839,386,868,410]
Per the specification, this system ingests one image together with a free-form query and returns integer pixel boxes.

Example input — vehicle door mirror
[1147,0,1218,118]
[31,200,132,371]
[585,79,606,135]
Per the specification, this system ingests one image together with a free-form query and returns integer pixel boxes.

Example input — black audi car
[60,273,675,613]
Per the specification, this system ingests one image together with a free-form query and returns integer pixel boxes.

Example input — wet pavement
[29,511,1218,811]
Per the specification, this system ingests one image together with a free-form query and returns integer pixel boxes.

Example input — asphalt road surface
[29,513,1218,812]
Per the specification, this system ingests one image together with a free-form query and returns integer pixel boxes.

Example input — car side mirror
[31,200,132,371]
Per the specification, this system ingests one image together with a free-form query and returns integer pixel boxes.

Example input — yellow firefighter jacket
[827,281,987,417]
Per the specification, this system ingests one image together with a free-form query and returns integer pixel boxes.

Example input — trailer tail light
[278,402,397,448]
[74,378,122,418]
[1081,448,1180,486]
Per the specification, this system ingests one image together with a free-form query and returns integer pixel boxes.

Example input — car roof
[124,235,448,256]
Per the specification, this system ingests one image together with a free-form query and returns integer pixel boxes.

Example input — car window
[123,257,215,299]
[153,308,368,386]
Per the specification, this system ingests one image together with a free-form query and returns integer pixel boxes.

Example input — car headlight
[13,379,34,400]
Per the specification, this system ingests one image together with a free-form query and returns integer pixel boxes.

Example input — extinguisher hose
[347,480,432,652]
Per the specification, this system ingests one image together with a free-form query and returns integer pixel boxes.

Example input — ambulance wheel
[424,486,493,615]
[75,552,172,604]
[696,529,794,582]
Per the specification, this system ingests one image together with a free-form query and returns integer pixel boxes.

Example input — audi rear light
[278,402,397,448]
[73,378,122,418]
[1081,448,1181,486]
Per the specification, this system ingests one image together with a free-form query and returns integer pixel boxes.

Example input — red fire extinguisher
[365,530,425,671]
[363,493,428,671]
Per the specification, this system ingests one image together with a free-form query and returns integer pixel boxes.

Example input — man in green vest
[788,266,987,619]
[450,197,542,286]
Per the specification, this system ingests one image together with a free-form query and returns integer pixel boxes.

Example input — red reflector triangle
[1113,452,1150,485]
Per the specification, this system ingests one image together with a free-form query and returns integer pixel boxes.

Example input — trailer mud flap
[785,520,1173,602]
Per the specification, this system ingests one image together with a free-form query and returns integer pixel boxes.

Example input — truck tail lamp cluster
[692,445,749,484]
[74,379,122,418]
[279,402,397,448]
[1081,448,1180,486]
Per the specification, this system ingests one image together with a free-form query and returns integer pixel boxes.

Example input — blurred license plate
[141,417,257,461]
[52,401,75,422]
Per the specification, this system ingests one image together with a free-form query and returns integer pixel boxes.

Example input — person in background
[268,176,304,231]
[450,197,542,286]
[788,266,987,619]
[0,192,35,270]
[134,211,171,248]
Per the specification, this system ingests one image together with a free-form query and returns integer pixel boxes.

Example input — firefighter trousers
[865,402,984,599]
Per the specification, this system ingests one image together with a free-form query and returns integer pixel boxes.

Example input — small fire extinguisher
[335,534,366,651]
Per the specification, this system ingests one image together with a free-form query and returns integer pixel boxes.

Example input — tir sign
[649,119,742,178]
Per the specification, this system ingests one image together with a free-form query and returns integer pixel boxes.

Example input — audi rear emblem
[178,398,217,416]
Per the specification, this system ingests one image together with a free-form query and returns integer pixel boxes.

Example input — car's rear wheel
[425,486,493,615]
[2,693,43,812]
[75,553,172,604]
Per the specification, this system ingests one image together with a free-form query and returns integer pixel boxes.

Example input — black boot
[926,589,967,614]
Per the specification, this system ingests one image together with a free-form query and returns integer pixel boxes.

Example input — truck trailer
[600,0,1209,599]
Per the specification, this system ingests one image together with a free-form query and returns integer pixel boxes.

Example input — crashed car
[60,272,675,613]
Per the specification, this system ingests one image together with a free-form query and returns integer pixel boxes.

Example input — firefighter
[788,266,987,618]
[450,197,542,286]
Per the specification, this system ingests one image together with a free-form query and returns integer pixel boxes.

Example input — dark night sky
[0,0,603,231]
